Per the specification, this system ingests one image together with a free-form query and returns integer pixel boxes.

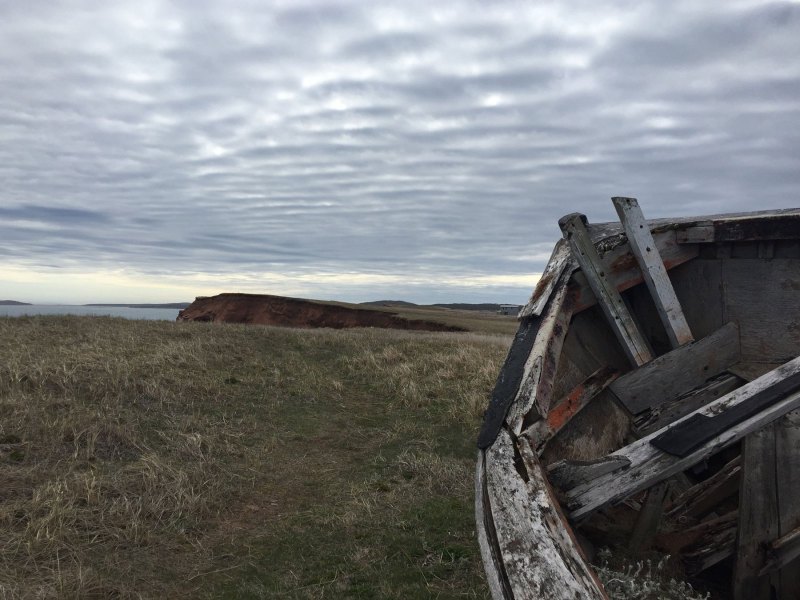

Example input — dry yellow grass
[0,316,511,598]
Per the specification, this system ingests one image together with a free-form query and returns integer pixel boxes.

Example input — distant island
[0,300,32,305]
[84,303,191,309]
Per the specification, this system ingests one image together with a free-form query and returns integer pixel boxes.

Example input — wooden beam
[563,356,800,520]
[571,229,698,313]
[613,197,694,348]
[734,425,780,599]
[609,322,740,415]
[628,481,670,552]
[522,366,620,452]
[635,373,743,436]
[559,213,653,367]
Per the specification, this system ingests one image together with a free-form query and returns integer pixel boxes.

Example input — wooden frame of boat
[476,200,800,599]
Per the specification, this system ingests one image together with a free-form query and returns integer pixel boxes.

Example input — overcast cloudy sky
[1,1,799,304]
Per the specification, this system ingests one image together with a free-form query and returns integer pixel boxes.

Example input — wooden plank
[572,229,698,313]
[734,425,780,599]
[613,197,694,348]
[475,450,511,599]
[657,510,738,565]
[505,268,576,435]
[609,322,741,415]
[759,525,800,577]
[478,318,542,449]
[651,366,800,457]
[563,356,800,520]
[665,456,741,520]
[723,259,800,363]
[635,373,743,436]
[522,366,620,452]
[547,456,631,491]
[682,511,738,575]
[559,213,653,366]
[670,259,724,341]
[485,429,607,599]
[677,222,715,243]
[628,481,670,552]
[676,213,800,243]
[774,410,800,597]
[728,361,785,382]
[519,239,574,319]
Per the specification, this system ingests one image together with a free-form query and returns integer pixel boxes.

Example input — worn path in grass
[0,317,509,599]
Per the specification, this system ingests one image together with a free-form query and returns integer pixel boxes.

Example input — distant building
[497,304,522,316]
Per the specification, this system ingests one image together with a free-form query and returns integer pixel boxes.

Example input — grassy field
[0,316,511,599]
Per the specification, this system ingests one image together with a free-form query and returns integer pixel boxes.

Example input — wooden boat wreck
[476,199,800,599]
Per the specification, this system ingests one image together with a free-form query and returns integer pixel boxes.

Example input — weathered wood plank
[485,429,607,599]
[519,239,574,319]
[675,213,800,243]
[505,268,576,435]
[522,366,620,453]
[564,356,800,520]
[665,456,741,520]
[670,259,724,341]
[613,197,694,348]
[478,318,541,449]
[657,510,738,565]
[628,481,670,552]
[547,456,631,491]
[682,511,738,575]
[734,425,780,599]
[475,450,511,599]
[635,373,743,436]
[560,213,653,366]
[651,364,800,457]
[774,410,800,597]
[759,525,800,577]
[609,322,740,415]
[728,361,785,382]
[572,229,698,314]
[723,259,800,363]
[677,222,715,243]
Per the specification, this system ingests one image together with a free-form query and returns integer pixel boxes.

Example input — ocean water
[0,305,181,321]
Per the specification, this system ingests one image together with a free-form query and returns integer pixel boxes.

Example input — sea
[0,305,181,321]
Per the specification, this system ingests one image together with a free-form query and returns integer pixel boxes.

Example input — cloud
[0,0,799,303]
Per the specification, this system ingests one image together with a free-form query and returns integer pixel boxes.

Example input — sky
[1,1,799,305]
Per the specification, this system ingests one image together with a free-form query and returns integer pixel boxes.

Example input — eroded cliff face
[177,293,466,332]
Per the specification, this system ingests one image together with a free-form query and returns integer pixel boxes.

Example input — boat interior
[478,201,800,599]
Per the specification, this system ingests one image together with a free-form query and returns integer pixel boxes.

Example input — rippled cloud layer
[1,1,799,303]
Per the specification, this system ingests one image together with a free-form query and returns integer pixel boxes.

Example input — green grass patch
[0,316,510,598]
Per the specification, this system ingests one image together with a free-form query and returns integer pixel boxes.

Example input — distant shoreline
[0,300,32,305]
[84,303,191,309]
